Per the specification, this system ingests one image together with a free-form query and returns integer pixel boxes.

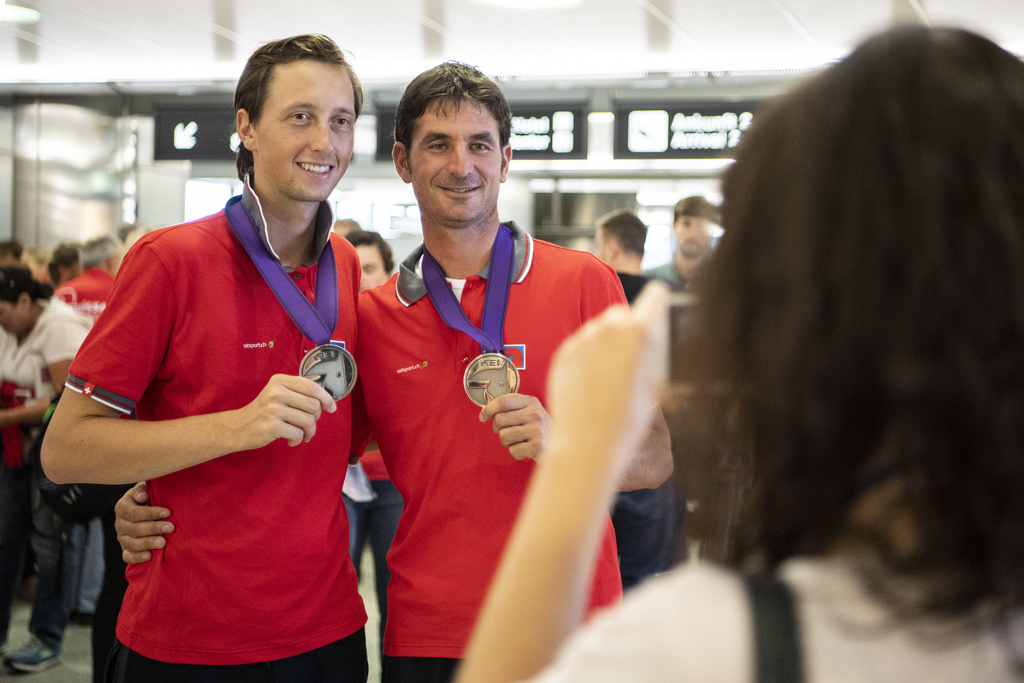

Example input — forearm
[616,409,673,491]
[42,396,249,485]
[0,398,51,429]
[42,374,334,485]
[456,436,620,683]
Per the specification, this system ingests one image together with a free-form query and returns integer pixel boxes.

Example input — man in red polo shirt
[351,62,671,682]
[41,34,369,682]
[54,235,124,322]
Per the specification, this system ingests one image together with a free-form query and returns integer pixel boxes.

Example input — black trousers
[106,629,368,683]
[382,655,459,683]
[93,508,128,683]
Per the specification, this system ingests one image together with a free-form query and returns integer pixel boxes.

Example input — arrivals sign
[612,101,760,160]
[375,103,588,161]
[154,107,238,161]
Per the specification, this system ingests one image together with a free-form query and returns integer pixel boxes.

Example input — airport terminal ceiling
[1,0,1023,249]
[0,0,1021,96]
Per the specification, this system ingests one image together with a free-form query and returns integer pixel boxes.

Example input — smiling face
[237,59,356,219]
[393,101,511,234]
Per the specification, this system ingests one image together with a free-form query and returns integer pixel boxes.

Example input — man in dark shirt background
[594,209,649,304]
[594,208,680,589]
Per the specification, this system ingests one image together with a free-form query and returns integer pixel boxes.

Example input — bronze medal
[463,353,520,407]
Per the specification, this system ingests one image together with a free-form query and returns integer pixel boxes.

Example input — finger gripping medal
[463,353,520,407]
[301,344,358,400]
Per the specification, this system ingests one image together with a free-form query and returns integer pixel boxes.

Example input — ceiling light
[467,0,583,9]
[0,0,40,24]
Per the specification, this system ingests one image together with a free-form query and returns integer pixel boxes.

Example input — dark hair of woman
[687,25,1024,621]
[0,266,54,303]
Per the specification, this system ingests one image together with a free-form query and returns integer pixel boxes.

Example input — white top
[527,558,1022,682]
[3,298,91,400]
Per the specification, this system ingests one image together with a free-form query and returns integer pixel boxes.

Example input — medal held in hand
[463,352,520,407]
[301,344,358,401]
[422,224,518,407]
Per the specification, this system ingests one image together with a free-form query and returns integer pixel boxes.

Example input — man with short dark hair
[0,241,23,268]
[42,34,369,681]
[54,235,124,322]
[48,243,82,287]
[354,61,673,683]
[594,209,648,303]
[645,195,719,291]
[345,230,394,292]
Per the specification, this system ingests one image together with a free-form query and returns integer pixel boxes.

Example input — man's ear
[236,109,256,152]
[499,143,512,183]
[393,142,413,184]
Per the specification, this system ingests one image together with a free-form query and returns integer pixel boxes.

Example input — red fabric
[357,234,627,658]
[360,450,389,480]
[68,210,366,664]
[0,381,24,468]
[54,267,115,322]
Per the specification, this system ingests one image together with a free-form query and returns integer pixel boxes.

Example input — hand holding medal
[227,198,358,407]
[463,353,519,407]
[422,224,519,408]
[300,344,358,401]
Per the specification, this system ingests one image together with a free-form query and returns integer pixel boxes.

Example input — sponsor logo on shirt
[393,346,523,376]
[397,360,428,374]
[242,341,275,349]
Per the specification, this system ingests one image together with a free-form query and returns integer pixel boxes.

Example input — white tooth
[301,163,329,173]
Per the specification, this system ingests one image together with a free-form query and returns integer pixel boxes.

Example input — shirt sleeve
[67,236,177,409]
[580,255,629,321]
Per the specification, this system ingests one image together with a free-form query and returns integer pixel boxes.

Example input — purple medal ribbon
[225,197,338,345]
[421,224,515,355]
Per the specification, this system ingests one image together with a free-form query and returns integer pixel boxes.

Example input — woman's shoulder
[530,564,752,683]
[37,298,92,333]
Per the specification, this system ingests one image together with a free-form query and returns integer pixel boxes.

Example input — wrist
[210,408,254,455]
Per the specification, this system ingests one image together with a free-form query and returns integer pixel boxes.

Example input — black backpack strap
[743,573,806,683]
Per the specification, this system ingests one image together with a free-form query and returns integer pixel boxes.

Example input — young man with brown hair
[42,34,369,682]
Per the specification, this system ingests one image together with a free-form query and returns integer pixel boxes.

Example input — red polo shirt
[67,193,365,665]
[55,267,115,322]
[356,222,626,658]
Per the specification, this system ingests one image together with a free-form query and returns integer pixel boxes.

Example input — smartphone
[667,292,697,386]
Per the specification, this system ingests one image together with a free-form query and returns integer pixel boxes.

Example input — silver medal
[463,353,520,407]
[300,344,358,400]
